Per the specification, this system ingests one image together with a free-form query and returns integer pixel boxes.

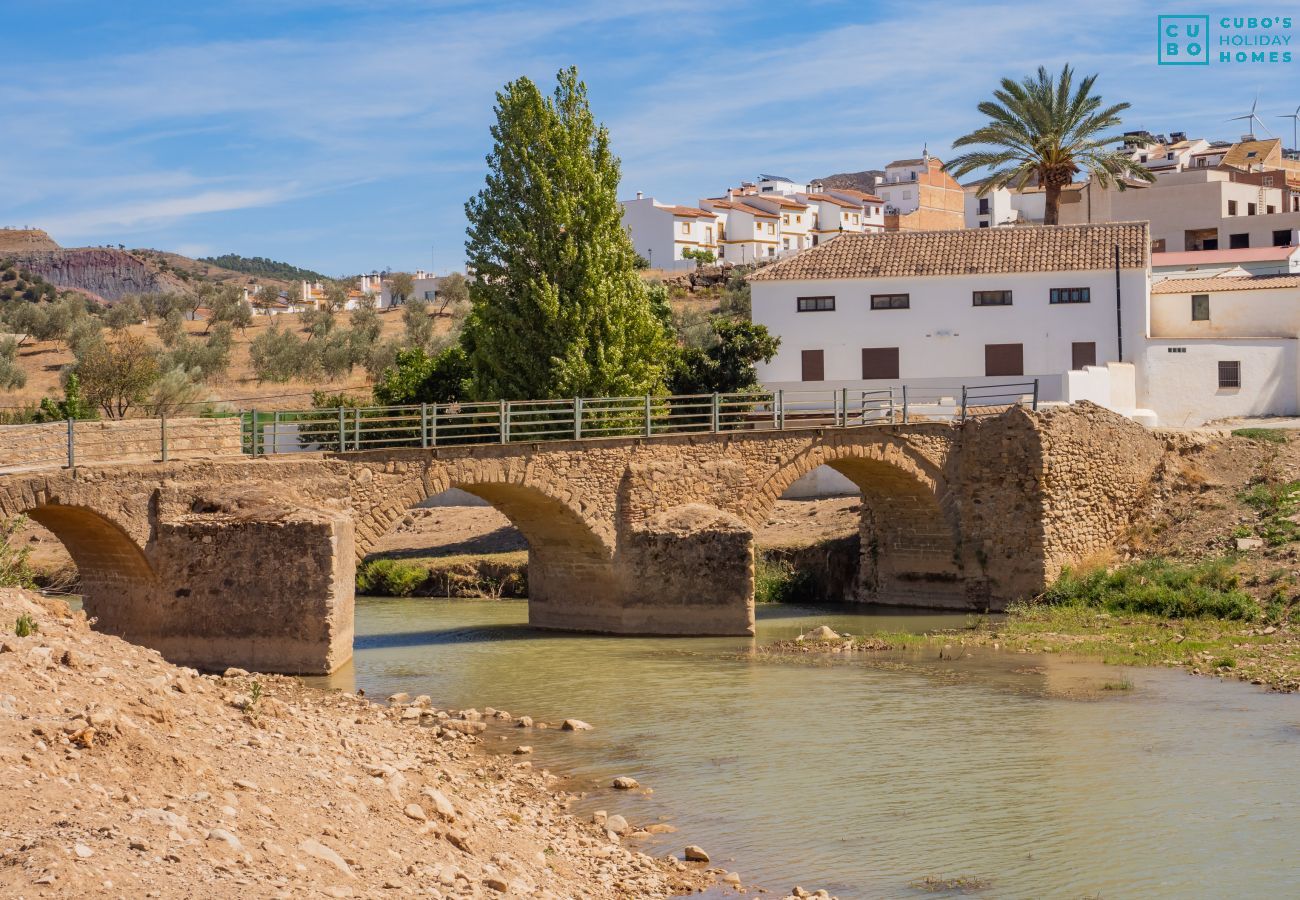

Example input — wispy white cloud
[41,187,297,238]
[0,0,1288,272]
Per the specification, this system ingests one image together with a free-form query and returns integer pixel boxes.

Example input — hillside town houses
[625,132,1300,427]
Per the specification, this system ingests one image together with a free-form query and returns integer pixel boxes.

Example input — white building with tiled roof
[620,194,720,270]
[748,221,1300,425]
[750,222,1151,403]
[693,197,768,263]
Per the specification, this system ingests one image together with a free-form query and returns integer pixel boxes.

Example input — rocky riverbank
[0,588,723,897]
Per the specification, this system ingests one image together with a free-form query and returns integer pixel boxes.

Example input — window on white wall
[1050,287,1090,304]
[797,296,835,312]
[1191,294,1210,321]
[1218,360,1241,389]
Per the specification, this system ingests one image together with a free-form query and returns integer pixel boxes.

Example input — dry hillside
[0,309,439,413]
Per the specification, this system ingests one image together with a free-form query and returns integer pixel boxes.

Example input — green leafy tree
[402,297,434,348]
[321,282,350,312]
[388,272,415,306]
[105,296,144,332]
[157,308,186,348]
[373,346,472,405]
[302,306,337,341]
[461,66,672,400]
[249,323,317,383]
[667,319,780,395]
[434,272,470,318]
[66,317,103,359]
[348,304,381,345]
[946,64,1155,225]
[34,372,95,422]
[74,333,161,418]
[143,366,204,417]
[0,336,26,390]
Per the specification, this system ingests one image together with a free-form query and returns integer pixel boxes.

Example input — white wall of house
[621,197,690,270]
[964,188,1013,228]
[1137,338,1299,426]
[876,181,918,215]
[1151,286,1300,339]
[752,268,1149,393]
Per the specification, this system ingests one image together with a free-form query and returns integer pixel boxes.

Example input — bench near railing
[0,381,1038,472]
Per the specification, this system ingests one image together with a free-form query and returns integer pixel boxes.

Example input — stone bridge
[0,403,1165,674]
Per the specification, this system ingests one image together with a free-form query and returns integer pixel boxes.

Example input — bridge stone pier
[0,402,1166,674]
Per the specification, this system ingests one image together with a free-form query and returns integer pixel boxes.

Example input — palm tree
[946,64,1155,225]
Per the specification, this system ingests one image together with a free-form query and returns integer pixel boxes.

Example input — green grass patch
[1238,479,1300,545]
[1042,557,1260,620]
[754,556,816,604]
[1100,678,1133,691]
[357,551,528,598]
[14,613,38,637]
[356,558,428,597]
[1231,428,1288,444]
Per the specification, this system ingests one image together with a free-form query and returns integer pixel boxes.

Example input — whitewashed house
[699,196,779,263]
[963,184,1049,228]
[620,195,720,269]
[749,222,1150,401]
[1138,274,1300,425]
[744,194,814,255]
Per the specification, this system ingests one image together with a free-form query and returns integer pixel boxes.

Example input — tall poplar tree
[462,67,672,400]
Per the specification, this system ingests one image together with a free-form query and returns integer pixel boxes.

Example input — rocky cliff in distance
[0,228,61,253]
[1,230,191,303]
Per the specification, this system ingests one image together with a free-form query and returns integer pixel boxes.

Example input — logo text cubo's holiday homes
[1158,14,1293,66]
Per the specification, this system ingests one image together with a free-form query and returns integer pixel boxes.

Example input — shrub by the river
[754,556,816,604]
[356,559,427,597]
[1041,557,1260,620]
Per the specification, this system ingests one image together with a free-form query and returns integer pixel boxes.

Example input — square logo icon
[1158,15,1210,65]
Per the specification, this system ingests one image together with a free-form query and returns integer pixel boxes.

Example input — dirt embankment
[0,589,718,898]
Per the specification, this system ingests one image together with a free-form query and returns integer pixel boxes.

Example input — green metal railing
[239,381,1039,457]
[0,381,1039,473]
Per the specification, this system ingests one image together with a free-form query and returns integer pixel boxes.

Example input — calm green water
[309,598,1300,898]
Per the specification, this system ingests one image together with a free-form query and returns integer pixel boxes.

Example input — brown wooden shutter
[861,347,899,379]
[1071,342,1097,370]
[801,349,825,382]
[984,343,1023,377]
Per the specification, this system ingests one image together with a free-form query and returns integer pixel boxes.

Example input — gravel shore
[0,588,718,898]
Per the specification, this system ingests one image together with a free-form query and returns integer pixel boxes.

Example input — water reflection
[309,598,1300,898]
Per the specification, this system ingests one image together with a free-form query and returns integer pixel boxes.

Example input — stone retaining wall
[0,417,244,472]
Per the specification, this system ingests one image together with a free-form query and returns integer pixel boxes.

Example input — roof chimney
[636,191,643,200]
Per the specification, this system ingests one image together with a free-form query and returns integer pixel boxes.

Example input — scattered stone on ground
[0,588,713,898]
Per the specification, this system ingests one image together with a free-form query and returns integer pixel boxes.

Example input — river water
[309,598,1300,898]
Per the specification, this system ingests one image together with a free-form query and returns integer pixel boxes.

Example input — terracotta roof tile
[748,222,1150,281]
[826,188,883,202]
[1151,274,1300,294]
[665,205,716,218]
[803,193,861,209]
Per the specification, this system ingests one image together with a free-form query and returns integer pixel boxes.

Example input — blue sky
[1,1,1295,275]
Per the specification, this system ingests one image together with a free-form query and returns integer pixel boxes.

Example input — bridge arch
[751,436,968,607]
[350,458,620,629]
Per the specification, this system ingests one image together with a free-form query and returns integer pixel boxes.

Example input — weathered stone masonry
[0,402,1165,674]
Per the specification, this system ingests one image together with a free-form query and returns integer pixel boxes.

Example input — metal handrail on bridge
[241,380,1039,457]
[0,381,1038,472]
